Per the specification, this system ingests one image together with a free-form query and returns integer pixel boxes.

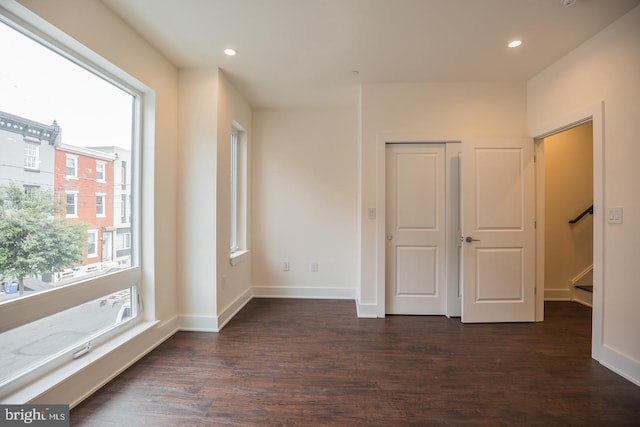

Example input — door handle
[465,236,480,243]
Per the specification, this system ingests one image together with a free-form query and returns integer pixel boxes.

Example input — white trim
[355,299,379,318]
[178,315,219,332]
[217,288,253,330]
[95,193,106,217]
[544,289,571,301]
[65,153,78,179]
[14,319,177,407]
[229,249,249,266]
[252,286,356,300]
[599,345,640,388]
[87,229,99,258]
[95,160,106,182]
[530,101,604,362]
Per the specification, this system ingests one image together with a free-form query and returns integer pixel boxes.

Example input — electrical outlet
[311,262,319,272]
[283,261,290,272]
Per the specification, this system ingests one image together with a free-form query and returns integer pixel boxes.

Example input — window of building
[24,140,39,170]
[87,229,98,258]
[65,191,78,217]
[96,193,105,217]
[0,11,145,400]
[230,125,247,257]
[117,232,131,250]
[121,193,127,224]
[121,161,127,190]
[65,154,78,179]
[96,160,106,182]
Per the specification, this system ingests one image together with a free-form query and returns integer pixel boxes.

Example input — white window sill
[3,319,158,405]
[230,250,249,266]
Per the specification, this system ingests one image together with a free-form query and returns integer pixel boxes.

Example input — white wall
[216,70,253,324]
[528,5,640,385]
[251,107,358,298]
[177,69,219,329]
[359,82,528,314]
[15,0,180,404]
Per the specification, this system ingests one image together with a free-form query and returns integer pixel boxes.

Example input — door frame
[530,102,604,360]
[376,135,462,318]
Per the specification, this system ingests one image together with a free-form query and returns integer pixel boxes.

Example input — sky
[0,21,133,150]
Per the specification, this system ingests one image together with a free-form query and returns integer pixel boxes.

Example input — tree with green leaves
[0,183,87,296]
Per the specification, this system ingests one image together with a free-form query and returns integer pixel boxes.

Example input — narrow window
[65,191,78,217]
[121,193,127,223]
[87,229,98,258]
[24,141,39,170]
[96,160,105,182]
[230,125,247,255]
[65,154,78,178]
[96,193,105,217]
[121,161,127,190]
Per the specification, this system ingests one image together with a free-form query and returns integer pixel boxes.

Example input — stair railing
[568,204,593,224]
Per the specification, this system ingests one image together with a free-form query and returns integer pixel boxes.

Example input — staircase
[571,265,593,307]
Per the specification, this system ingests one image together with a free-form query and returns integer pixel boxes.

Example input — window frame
[65,190,78,218]
[96,160,106,182]
[0,5,151,401]
[87,229,99,258]
[230,123,248,263]
[24,140,40,170]
[65,153,78,179]
[96,192,106,217]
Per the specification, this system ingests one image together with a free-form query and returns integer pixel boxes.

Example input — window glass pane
[230,130,238,252]
[0,20,135,299]
[0,286,136,386]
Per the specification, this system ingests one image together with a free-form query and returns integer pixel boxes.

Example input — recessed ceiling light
[224,48,237,56]
[508,40,523,48]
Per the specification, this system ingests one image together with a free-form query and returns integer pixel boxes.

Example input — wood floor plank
[71,300,640,426]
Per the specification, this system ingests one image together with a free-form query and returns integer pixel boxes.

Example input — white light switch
[607,207,623,224]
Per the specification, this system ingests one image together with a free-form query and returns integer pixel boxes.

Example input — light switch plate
[607,207,623,224]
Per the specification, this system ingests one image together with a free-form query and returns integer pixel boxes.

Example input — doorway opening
[532,101,604,360]
[537,122,593,306]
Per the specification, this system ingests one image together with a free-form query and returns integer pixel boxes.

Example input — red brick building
[54,144,117,276]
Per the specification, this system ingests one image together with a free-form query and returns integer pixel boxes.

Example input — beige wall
[251,107,358,297]
[543,122,593,298]
[359,82,528,312]
[528,5,640,383]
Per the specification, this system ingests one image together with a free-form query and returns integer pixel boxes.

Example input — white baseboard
[599,344,640,387]
[217,288,253,331]
[355,299,379,318]
[572,288,593,307]
[178,314,219,332]
[252,285,356,300]
[544,288,571,301]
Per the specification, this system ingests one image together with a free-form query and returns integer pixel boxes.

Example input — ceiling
[101,0,639,108]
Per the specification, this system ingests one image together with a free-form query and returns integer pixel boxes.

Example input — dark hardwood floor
[71,299,640,426]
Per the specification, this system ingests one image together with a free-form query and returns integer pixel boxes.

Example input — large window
[0,13,141,398]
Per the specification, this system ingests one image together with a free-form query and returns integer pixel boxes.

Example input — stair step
[575,285,593,293]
